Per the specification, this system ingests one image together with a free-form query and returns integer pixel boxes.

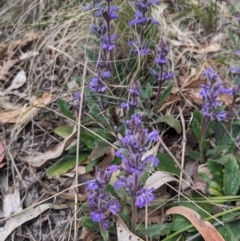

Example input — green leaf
[80,128,113,149]
[208,160,223,186]
[88,105,110,128]
[57,98,75,121]
[142,82,152,99]
[171,214,194,232]
[82,216,99,231]
[188,150,200,159]
[218,220,240,241]
[157,153,180,176]
[85,159,98,172]
[190,110,202,146]
[153,115,181,134]
[223,155,240,196]
[46,153,88,178]
[208,180,223,196]
[156,82,173,109]
[218,222,239,241]
[101,230,109,241]
[53,126,74,139]
[137,223,173,238]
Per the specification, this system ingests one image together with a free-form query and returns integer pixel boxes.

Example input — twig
[178,107,187,201]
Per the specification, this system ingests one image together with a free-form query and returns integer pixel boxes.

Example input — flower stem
[132,173,139,232]
[106,1,114,84]
[132,197,137,232]
[99,219,105,235]
[200,117,209,163]
[153,82,162,113]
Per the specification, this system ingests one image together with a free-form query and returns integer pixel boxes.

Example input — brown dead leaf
[0,92,51,123]
[98,146,115,169]
[166,206,225,241]
[20,126,77,167]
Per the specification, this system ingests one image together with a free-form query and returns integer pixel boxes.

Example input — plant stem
[99,219,105,235]
[106,1,114,84]
[132,197,137,232]
[132,173,139,232]
[200,117,209,163]
[153,82,162,113]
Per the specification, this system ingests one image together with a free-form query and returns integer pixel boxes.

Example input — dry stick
[178,106,187,201]
[74,56,87,241]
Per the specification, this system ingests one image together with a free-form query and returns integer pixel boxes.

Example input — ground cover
[0,0,240,240]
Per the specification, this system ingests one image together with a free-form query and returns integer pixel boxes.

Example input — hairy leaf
[223,155,240,195]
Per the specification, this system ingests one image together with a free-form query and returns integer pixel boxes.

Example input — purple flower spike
[202,67,220,83]
[200,67,232,121]
[101,34,118,51]
[129,0,159,26]
[152,40,173,86]
[89,77,107,93]
[86,167,120,228]
[114,114,159,208]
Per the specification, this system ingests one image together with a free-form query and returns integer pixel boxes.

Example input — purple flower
[135,188,155,208]
[90,211,105,222]
[200,67,232,121]
[143,154,159,166]
[129,0,159,26]
[89,77,107,93]
[103,5,119,20]
[236,50,240,55]
[129,10,158,26]
[121,102,129,110]
[89,22,107,36]
[155,57,167,65]
[114,176,131,190]
[86,167,120,227]
[86,180,99,191]
[129,82,141,96]
[229,66,240,75]
[202,68,219,82]
[152,40,173,85]
[101,34,118,51]
[132,0,159,13]
[114,115,159,208]
[107,199,121,215]
[121,82,141,112]
[213,111,227,121]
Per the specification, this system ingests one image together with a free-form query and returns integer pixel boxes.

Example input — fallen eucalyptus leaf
[166,206,224,241]
[0,203,52,240]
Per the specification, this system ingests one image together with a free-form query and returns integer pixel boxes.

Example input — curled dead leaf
[20,125,77,167]
[0,92,51,123]
[166,206,225,241]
